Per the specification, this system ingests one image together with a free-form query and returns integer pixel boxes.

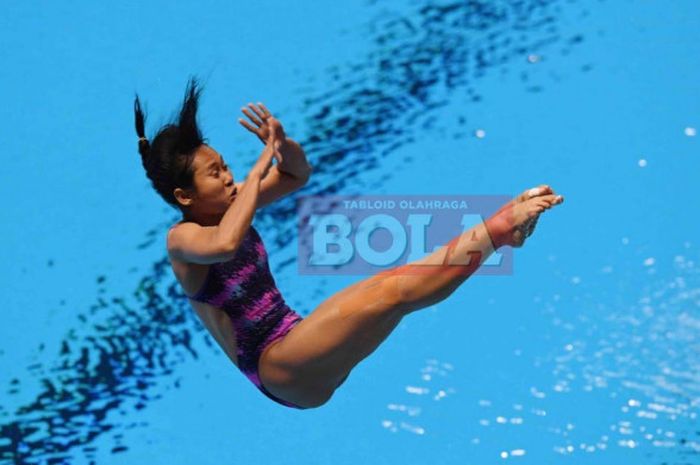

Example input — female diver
[133,77,564,410]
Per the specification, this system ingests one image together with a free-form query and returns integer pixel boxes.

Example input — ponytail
[133,94,151,161]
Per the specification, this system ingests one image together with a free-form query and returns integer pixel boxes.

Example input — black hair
[133,76,208,209]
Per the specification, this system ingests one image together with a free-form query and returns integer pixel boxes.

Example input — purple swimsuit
[179,224,306,409]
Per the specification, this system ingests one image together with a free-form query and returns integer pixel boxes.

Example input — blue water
[1,0,698,463]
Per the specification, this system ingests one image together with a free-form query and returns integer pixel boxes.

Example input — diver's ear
[173,187,195,207]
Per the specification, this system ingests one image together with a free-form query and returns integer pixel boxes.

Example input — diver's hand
[238,102,287,146]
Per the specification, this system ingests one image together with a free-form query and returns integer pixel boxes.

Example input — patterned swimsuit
[176,223,305,409]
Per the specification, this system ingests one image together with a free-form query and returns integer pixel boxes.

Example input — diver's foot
[485,185,564,248]
[495,184,555,214]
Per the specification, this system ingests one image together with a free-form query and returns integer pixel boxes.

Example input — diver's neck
[182,211,224,227]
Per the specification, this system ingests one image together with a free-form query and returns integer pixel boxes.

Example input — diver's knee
[300,386,335,409]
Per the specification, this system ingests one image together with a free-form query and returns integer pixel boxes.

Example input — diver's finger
[241,107,263,126]
[238,118,259,134]
[249,103,267,121]
[257,102,272,117]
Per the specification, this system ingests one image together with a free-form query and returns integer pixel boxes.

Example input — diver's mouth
[229,187,237,198]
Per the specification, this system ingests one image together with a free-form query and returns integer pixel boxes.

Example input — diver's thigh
[269,271,405,385]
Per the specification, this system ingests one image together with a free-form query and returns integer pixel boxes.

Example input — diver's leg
[261,186,563,407]
[395,186,563,312]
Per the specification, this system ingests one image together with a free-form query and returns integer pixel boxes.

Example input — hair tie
[138,136,148,142]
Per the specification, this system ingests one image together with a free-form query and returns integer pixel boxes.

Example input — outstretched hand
[238,102,286,146]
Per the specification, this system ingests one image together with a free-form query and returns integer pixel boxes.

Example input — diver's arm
[214,138,282,250]
[276,138,312,181]
[216,171,263,247]
[245,138,312,209]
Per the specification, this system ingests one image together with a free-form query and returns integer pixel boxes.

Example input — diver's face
[189,145,237,212]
